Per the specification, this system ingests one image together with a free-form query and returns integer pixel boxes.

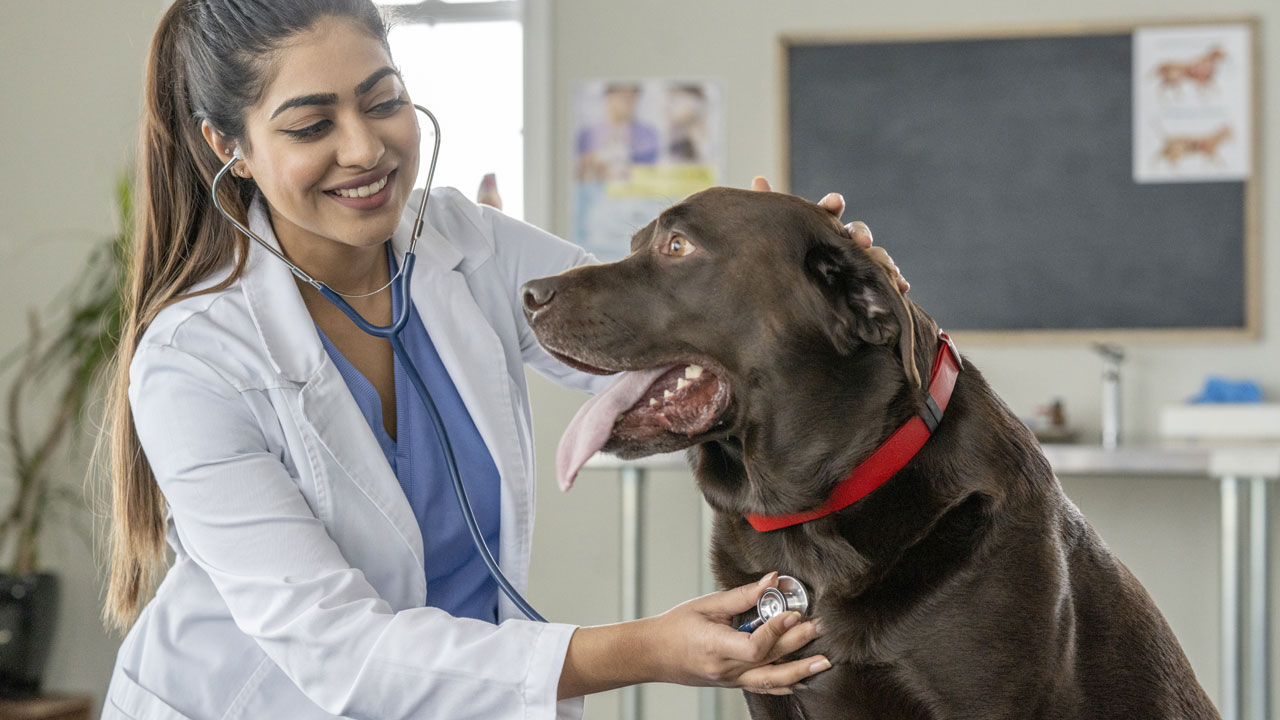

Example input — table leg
[1248,477,1269,720]
[1222,475,1241,720]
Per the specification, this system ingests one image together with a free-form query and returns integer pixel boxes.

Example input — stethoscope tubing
[211,104,547,623]
[317,274,547,622]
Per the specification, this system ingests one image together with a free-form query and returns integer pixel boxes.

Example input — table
[585,443,1280,720]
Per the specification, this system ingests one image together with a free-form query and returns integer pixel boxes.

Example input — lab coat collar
[239,193,463,383]
[388,197,535,618]
[235,193,536,613]
[236,194,466,605]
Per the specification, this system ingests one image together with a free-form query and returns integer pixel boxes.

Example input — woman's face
[223,16,420,254]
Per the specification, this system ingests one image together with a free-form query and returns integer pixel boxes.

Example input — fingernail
[757,572,776,589]
[809,658,832,673]
[813,618,824,635]
[783,612,800,629]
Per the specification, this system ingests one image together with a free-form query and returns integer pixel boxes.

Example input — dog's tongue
[556,366,673,491]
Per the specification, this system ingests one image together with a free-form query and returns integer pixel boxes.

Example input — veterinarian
[98,2,905,718]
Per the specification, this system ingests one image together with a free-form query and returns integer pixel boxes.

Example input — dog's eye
[663,235,697,257]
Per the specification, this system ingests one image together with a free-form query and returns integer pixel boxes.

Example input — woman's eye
[664,236,696,257]
[282,120,331,140]
[370,98,409,116]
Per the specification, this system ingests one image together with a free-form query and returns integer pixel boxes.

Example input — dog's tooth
[663,390,674,400]
[677,378,690,391]
[649,398,659,407]
[686,365,704,379]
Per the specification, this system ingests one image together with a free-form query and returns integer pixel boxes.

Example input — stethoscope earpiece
[209,103,441,298]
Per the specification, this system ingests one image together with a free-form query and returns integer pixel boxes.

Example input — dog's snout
[522,279,557,314]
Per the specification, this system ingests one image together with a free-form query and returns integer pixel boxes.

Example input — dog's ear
[805,237,921,389]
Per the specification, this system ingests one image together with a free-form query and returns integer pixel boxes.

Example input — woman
[100,2,905,718]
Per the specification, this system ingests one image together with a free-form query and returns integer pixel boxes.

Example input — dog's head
[524,187,935,509]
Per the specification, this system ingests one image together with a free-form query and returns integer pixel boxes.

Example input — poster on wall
[572,79,725,261]
[1132,24,1252,184]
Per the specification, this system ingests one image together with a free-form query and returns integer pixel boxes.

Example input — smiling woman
[96,1,834,719]
[203,22,421,297]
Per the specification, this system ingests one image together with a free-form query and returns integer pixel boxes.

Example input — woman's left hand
[750,176,909,293]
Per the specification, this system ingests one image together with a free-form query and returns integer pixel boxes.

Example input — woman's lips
[325,169,396,211]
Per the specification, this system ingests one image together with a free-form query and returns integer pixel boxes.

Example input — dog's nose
[521,279,557,313]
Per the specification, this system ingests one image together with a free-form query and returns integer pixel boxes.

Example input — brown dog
[523,188,1218,720]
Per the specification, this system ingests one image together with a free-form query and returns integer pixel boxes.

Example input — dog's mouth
[554,356,732,491]
[543,348,619,376]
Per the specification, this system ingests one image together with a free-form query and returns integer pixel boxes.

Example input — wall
[534,1,1277,719]
[0,0,164,715]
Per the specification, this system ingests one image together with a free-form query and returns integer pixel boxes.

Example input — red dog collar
[745,332,963,532]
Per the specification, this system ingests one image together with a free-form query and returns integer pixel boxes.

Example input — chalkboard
[782,23,1258,341]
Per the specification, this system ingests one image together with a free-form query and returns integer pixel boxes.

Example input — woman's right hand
[558,572,828,699]
[641,572,829,695]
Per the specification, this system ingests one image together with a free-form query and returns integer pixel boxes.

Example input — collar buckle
[939,331,963,370]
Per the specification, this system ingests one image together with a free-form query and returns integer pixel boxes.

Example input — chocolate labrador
[522,188,1218,720]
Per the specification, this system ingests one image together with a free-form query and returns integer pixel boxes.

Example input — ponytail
[99,0,393,635]
[99,1,249,633]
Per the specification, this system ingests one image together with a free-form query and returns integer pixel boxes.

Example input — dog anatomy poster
[572,79,725,261]
[1133,24,1252,183]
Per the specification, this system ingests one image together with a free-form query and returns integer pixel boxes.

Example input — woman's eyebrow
[269,68,401,120]
[355,66,400,96]
[270,93,337,120]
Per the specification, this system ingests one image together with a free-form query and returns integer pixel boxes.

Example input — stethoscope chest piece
[738,575,810,633]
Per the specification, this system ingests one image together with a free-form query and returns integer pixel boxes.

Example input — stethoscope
[737,576,811,633]
[209,103,812,632]
[211,103,548,622]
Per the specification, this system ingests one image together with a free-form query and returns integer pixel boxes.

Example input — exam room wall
[0,1,163,716]
[533,1,1279,719]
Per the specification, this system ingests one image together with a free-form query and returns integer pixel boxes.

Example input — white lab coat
[102,187,611,720]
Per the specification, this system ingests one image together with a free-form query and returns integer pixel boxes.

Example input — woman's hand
[642,572,828,695]
[558,572,828,699]
[750,176,909,293]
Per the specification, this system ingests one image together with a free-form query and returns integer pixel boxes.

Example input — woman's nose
[337,120,386,169]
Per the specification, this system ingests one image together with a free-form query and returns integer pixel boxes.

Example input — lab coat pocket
[105,671,192,720]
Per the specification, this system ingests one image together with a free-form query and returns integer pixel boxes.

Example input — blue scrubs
[315,244,502,623]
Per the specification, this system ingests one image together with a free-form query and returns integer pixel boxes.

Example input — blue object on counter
[1189,376,1264,404]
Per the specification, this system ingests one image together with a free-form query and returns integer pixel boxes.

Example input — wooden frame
[778,18,1261,345]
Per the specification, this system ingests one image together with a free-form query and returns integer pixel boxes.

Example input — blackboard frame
[779,18,1261,344]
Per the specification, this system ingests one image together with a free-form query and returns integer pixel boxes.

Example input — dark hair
[100,0,392,634]
[182,0,391,145]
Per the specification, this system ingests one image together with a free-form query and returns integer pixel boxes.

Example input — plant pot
[0,572,59,697]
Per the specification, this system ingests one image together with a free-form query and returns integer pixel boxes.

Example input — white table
[585,443,1280,720]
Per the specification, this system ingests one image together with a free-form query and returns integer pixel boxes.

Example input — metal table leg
[1248,477,1269,720]
[1222,475,1241,720]
[621,466,644,720]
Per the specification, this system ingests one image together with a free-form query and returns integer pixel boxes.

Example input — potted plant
[0,177,129,696]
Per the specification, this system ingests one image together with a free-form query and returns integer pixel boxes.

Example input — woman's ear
[200,120,251,178]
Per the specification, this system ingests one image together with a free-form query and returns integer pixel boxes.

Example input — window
[382,1,526,219]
